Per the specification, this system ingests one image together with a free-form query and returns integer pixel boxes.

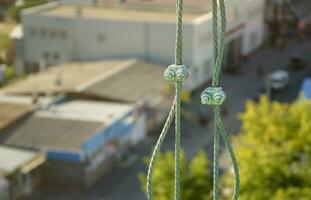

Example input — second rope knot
[164,64,188,82]
[201,87,226,106]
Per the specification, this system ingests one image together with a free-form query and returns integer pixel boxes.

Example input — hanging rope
[201,0,240,199]
[146,0,187,199]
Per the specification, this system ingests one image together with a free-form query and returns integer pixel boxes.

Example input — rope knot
[201,87,226,106]
[164,65,188,82]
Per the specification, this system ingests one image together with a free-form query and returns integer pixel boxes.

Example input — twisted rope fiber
[209,0,240,199]
[212,0,219,76]
[175,0,183,66]
[174,0,184,199]
[146,0,186,199]
[175,82,182,200]
[212,0,226,87]
[216,111,240,200]
[146,99,176,200]
[211,0,221,198]
[212,106,221,200]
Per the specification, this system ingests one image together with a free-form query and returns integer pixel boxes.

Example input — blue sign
[47,149,81,162]
[81,111,134,154]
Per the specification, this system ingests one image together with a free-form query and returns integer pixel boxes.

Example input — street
[26,39,311,200]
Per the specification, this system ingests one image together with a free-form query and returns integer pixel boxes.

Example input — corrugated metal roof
[82,60,167,103]
[0,102,31,132]
[0,59,168,103]
[36,100,133,123]
[0,145,37,176]
[0,116,103,151]
[1,60,125,95]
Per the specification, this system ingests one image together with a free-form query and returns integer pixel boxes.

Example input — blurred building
[13,0,265,91]
[265,0,311,42]
[0,145,44,200]
[0,99,145,187]
[0,59,170,187]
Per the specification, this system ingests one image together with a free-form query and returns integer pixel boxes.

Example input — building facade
[16,0,265,90]
[0,99,146,187]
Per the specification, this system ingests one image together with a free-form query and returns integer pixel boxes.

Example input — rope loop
[164,65,188,83]
[201,87,226,106]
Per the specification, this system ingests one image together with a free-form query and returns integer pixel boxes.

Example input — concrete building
[0,58,169,129]
[0,145,44,200]
[1,59,167,103]
[0,99,145,187]
[15,0,265,90]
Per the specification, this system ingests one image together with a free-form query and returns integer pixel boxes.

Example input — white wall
[148,22,194,67]
[241,0,265,55]
[191,16,213,90]
[75,18,145,60]
[22,15,74,67]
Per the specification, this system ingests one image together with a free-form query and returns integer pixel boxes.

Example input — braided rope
[146,99,176,200]
[212,106,221,199]
[174,82,182,200]
[217,114,240,200]
[175,0,183,65]
[202,0,240,199]
[146,0,186,199]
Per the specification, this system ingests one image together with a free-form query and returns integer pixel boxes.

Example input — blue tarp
[47,150,81,162]
[302,78,311,99]
[81,111,134,154]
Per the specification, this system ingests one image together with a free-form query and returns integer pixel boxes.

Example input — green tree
[223,97,311,200]
[139,150,212,200]
[7,0,48,21]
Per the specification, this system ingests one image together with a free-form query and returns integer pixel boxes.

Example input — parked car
[287,54,307,70]
[268,70,290,91]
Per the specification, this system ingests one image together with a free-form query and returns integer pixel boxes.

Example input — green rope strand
[217,116,240,200]
[146,99,176,200]
[174,0,184,199]
[175,0,183,66]
[212,0,219,83]
[146,0,186,199]
[212,106,221,199]
[174,82,182,200]
[202,0,240,199]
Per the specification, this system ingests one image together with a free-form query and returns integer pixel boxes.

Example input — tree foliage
[223,97,311,200]
[7,0,47,21]
[139,150,212,200]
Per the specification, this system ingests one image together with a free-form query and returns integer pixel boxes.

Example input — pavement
[26,39,311,200]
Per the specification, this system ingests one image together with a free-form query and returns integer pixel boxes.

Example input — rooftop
[83,60,167,103]
[0,102,31,132]
[124,0,211,9]
[1,60,127,95]
[36,100,133,123]
[1,59,168,103]
[31,3,206,23]
[0,145,42,176]
[0,115,103,152]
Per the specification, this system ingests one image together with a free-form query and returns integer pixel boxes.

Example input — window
[50,30,56,39]
[43,52,49,60]
[54,53,59,61]
[97,33,106,42]
[60,31,67,39]
[40,29,46,37]
[30,28,36,37]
